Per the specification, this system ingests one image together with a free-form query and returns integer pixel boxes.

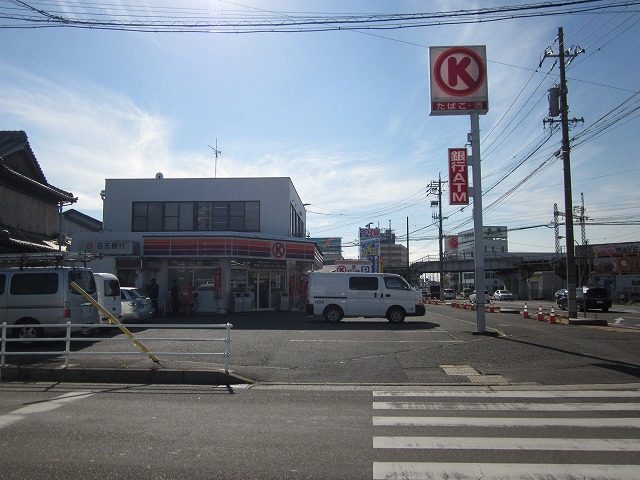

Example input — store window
[133,201,259,232]
[168,259,218,289]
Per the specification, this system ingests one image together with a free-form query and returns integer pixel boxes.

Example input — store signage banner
[449,148,469,205]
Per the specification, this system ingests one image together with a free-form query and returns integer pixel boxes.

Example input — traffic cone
[537,305,544,321]
[523,303,529,319]
[549,306,557,324]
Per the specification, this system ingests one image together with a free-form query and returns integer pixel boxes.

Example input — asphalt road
[1,382,639,479]
[2,302,640,479]
[6,300,640,386]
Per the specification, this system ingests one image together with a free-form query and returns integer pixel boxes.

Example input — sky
[1,0,639,261]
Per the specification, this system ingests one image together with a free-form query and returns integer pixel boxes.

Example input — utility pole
[406,217,410,283]
[429,176,445,300]
[207,139,222,178]
[540,27,584,318]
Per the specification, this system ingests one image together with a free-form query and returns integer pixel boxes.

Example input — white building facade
[70,176,322,313]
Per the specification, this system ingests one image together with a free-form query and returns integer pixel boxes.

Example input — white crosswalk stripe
[372,387,640,480]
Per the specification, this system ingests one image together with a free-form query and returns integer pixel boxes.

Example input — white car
[120,287,154,323]
[469,290,490,304]
[493,290,513,301]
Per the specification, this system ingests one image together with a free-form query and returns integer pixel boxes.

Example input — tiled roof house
[0,130,77,253]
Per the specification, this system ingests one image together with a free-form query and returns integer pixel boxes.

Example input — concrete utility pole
[429,177,445,300]
[541,27,584,318]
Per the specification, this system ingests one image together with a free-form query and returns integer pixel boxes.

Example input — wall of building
[102,177,303,237]
[0,184,59,237]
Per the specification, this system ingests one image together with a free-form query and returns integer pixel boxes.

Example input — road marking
[373,463,640,480]
[373,401,640,411]
[373,436,640,450]
[0,391,93,429]
[373,389,640,398]
[372,416,640,428]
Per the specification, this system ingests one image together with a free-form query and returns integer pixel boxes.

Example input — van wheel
[15,321,42,345]
[387,307,405,323]
[324,306,343,323]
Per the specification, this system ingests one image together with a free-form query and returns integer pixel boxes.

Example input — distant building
[457,226,508,256]
[380,229,408,269]
[308,237,343,265]
[0,130,77,253]
[61,209,102,236]
[70,176,322,312]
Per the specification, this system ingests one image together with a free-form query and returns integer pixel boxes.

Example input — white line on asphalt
[0,391,93,429]
[372,436,640,450]
[372,416,640,427]
[289,339,462,343]
[372,462,640,480]
[373,389,640,398]
[373,401,640,411]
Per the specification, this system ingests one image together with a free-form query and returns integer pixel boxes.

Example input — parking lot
[3,301,639,386]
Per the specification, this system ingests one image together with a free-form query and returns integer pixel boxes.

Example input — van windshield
[68,270,97,295]
[384,276,410,291]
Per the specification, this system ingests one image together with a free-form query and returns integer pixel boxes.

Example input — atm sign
[449,148,469,205]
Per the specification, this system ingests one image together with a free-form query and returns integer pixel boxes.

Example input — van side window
[384,277,410,290]
[10,273,59,295]
[68,270,97,295]
[0,273,5,295]
[349,277,378,291]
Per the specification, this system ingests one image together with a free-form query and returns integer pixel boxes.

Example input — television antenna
[207,139,222,178]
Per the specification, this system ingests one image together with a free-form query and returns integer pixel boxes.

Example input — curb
[0,365,252,385]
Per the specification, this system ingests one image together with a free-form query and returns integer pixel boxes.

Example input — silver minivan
[0,266,99,342]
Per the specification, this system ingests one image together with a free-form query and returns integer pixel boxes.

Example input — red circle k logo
[272,242,285,258]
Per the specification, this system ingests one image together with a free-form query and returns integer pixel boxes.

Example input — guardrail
[1,322,233,374]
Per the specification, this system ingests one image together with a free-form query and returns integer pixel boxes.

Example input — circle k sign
[429,45,488,116]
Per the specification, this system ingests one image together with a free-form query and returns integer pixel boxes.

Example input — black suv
[558,287,611,312]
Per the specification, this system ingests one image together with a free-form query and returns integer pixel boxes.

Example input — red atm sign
[449,148,469,205]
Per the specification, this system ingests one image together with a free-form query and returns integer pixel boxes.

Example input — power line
[3,0,640,32]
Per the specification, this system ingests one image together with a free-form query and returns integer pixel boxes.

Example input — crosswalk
[371,387,640,480]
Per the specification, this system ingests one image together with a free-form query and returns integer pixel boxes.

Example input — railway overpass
[385,251,572,299]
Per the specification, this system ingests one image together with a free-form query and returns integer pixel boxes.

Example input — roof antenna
[207,139,222,178]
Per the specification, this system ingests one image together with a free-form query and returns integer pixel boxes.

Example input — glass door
[249,270,271,309]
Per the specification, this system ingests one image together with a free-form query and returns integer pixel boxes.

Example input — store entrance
[247,269,285,310]
[249,270,270,309]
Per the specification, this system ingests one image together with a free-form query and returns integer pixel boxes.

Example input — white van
[305,272,425,323]
[0,266,99,342]
[93,272,123,324]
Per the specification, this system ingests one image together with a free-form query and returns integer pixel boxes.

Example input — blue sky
[1,0,639,260]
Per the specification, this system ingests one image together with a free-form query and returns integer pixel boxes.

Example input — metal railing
[1,322,233,374]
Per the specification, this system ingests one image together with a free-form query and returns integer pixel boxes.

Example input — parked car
[554,288,568,303]
[462,287,473,298]
[469,290,490,304]
[557,287,612,312]
[443,288,457,300]
[492,289,513,301]
[120,287,154,323]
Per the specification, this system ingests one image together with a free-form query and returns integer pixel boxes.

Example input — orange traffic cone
[523,303,529,319]
[549,306,557,324]
[537,305,544,321]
